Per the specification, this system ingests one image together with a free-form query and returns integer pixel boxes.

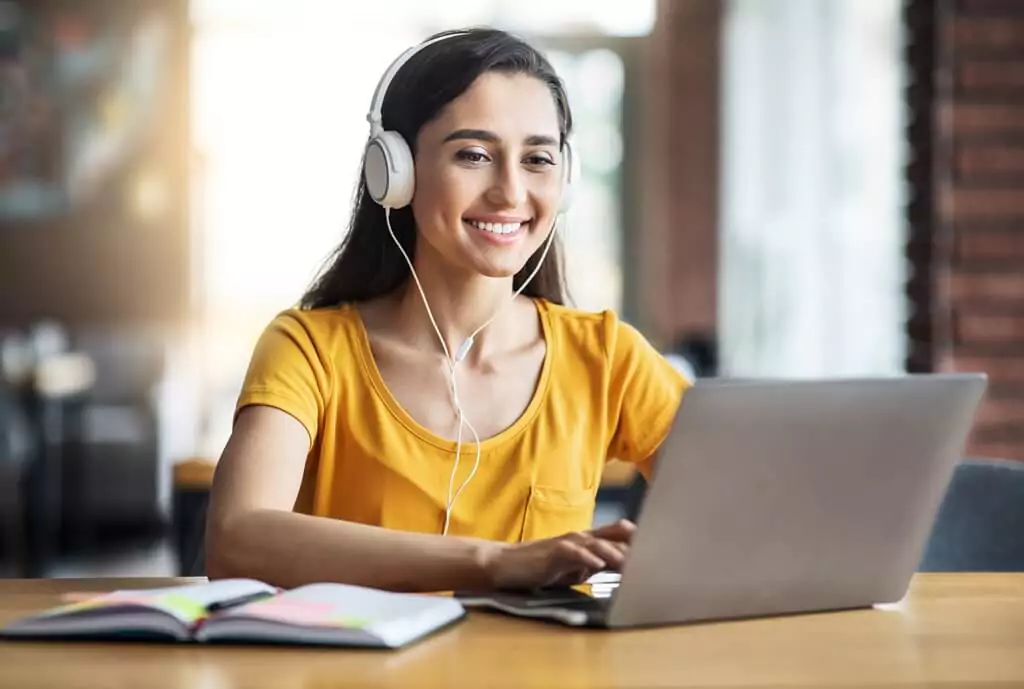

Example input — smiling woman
[443,125,561,246]
[406,72,567,282]
[204,28,689,595]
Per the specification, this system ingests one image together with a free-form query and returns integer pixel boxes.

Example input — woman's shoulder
[536,298,617,327]
[253,303,366,362]
[535,299,639,360]
[263,303,362,336]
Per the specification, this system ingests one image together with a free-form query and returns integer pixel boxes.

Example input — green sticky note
[330,616,368,629]
[158,593,207,621]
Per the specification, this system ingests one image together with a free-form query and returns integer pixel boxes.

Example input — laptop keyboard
[494,589,611,617]
[456,573,622,626]
[519,572,621,609]
[586,571,621,599]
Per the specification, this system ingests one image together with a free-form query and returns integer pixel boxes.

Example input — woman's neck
[393,261,522,364]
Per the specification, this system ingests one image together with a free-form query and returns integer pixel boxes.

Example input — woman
[205,28,689,593]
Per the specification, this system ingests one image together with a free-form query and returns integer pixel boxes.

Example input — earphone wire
[368,28,575,534]
[383,208,561,535]
[442,218,560,534]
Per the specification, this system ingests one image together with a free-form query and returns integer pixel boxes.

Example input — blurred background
[0,0,1020,578]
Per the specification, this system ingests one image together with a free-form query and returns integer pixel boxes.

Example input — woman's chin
[461,245,538,280]
[473,263,525,280]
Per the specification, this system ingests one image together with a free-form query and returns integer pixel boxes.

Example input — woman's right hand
[481,519,636,590]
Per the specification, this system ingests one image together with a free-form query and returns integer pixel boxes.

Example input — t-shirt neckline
[346,298,555,453]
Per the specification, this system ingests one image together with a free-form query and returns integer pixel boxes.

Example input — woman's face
[411,71,565,279]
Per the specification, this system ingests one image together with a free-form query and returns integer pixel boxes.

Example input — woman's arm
[206,406,632,592]
[205,406,501,591]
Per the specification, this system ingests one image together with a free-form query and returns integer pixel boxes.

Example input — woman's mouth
[464,219,529,245]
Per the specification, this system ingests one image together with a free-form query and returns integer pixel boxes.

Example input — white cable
[383,210,453,363]
[443,359,476,536]
[384,209,560,535]
[441,221,559,531]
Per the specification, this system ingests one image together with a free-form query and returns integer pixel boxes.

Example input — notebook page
[214,583,449,630]
[29,579,277,626]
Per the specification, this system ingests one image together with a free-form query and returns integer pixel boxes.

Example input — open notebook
[1,579,465,649]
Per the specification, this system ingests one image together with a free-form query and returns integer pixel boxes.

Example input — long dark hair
[300,28,573,310]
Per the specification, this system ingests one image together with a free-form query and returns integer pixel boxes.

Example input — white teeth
[468,220,523,235]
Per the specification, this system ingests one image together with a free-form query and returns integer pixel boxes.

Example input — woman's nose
[487,162,528,208]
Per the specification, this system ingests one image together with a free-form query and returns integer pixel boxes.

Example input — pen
[207,591,276,612]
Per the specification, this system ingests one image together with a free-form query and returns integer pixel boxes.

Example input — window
[186,0,647,456]
[719,0,907,377]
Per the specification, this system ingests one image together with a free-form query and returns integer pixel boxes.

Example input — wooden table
[0,574,1022,688]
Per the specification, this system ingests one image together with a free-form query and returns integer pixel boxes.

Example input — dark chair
[919,458,1024,572]
[178,504,207,577]
[170,490,207,577]
[172,459,215,577]
[0,380,33,577]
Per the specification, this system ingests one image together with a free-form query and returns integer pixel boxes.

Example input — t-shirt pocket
[519,485,595,542]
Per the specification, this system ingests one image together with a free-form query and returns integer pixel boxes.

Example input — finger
[562,532,627,569]
[589,519,637,543]
[552,558,607,587]
[582,536,627,570]
[554,540,606,572]
[599,534,631,556]
[552,568,597,588]
[607,539,630,560]
[590,518,636,539]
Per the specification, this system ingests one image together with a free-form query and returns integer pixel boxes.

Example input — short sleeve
[235,311,330,445]
[605,315,690,477]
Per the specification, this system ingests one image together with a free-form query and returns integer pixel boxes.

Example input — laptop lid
[606,374,987,628]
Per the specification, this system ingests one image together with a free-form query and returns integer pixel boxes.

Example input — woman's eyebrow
[442,129,559,147]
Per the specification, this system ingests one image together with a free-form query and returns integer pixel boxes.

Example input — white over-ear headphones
[363,32,577,213]
[364,32,577,537]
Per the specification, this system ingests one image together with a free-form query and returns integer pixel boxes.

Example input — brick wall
[907,0,1024,461]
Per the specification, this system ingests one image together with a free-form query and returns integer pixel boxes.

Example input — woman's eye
[456,150,490,164]
[525,155,556,167]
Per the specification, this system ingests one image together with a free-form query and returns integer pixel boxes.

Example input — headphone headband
[363,30,575,212]
[366,32,469,135]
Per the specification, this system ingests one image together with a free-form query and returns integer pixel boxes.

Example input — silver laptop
[459,373,987,628]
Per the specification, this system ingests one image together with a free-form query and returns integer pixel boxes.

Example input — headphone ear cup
[364,131,415,209]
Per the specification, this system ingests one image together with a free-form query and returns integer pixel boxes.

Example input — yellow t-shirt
[235,299,689,543]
